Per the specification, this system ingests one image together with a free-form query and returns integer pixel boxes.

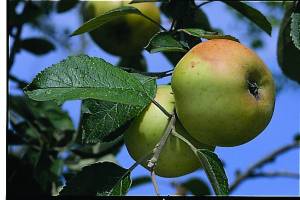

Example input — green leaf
[60,162,131,196]
[20,38,55,55]
[291,12,300,50]
[81,73,156,144]
[195,149,229,196]
[223,1,272,36]
[277,3,300,84]
[34,146,63,192]
[81,100,136,144]
[145,32,188,53]
[24,55,156,106]
[22,147,42,168]
[56,0,79,13]
[177,28,239,42]
[9,95,75,148]
[72,6,143,36]
[10,121,40,143]
[9,95,74,131]
[181,178,211,196]
[131,176,151,188]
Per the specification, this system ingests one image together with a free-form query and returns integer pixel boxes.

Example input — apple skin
[124,85,215,178]
[171,39,276,147]
[82,0,160,57]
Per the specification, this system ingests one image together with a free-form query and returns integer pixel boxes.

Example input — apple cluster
[125,39,275,178]
[82,1,276,178]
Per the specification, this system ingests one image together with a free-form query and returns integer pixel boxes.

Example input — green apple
[82,0,160,57]
[124,85,215,178]
[171,39,276,147]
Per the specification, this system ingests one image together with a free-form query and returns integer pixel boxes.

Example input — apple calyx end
[247,80,260,100]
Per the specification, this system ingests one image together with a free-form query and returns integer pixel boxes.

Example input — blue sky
[9,1,299,196]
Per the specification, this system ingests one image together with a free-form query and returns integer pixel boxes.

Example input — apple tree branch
[229,140,300,193]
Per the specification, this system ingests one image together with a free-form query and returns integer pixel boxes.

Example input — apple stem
[139,13,168,31]
[147,114,176,168]
[147,114,176,195]
[196,0,217,8]
[128,151,153,173]
[169,19,177,31]
[121,67,173,79]
[151,170,160,196]
[151,99,173,118]
[172,130,197,153]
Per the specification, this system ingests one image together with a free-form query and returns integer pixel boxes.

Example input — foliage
[7,0,298,197]
[277,1,300,84]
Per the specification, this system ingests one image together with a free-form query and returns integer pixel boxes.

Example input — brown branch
[169,19,176,32]
[151,170,160,196]
[251,171,300,179]
[128,151,153,172]
[120,67,173,79]
[9,24,23,72]
[229,141,300,193]
[196,0,216,8]
[139,12,167,31]
[8,1,31,72]
[151,99,173,118]
[147,114,175,169]
[147,114,176,196]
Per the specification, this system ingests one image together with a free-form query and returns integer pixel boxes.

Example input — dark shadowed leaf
[131,176,151,188]
[20,38,55,55]
[72,6,143,36]
[159,1,213,67]
[56,0,79,13]
[291,12,300,50]
[81,73,156,144]
[145,32,188,53]
[24,55,156,106]
[277,3,300,84]
[130,0,167,3]
[223,1,272,35]
[7,154,47,195]
[9,95,74,131]
[9,95,75,148]
[195,149,229,196]
[160,0,212,31]
[7,130,25,145]
[71,136,124,160]
[10,1,54,27]
[60,162,131,196]
[163,52,185,66]
[294,133,300,142]
[34,146,63,192]
[181,178,211,196]
[118,54,147,72]
[177,28,239,42]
